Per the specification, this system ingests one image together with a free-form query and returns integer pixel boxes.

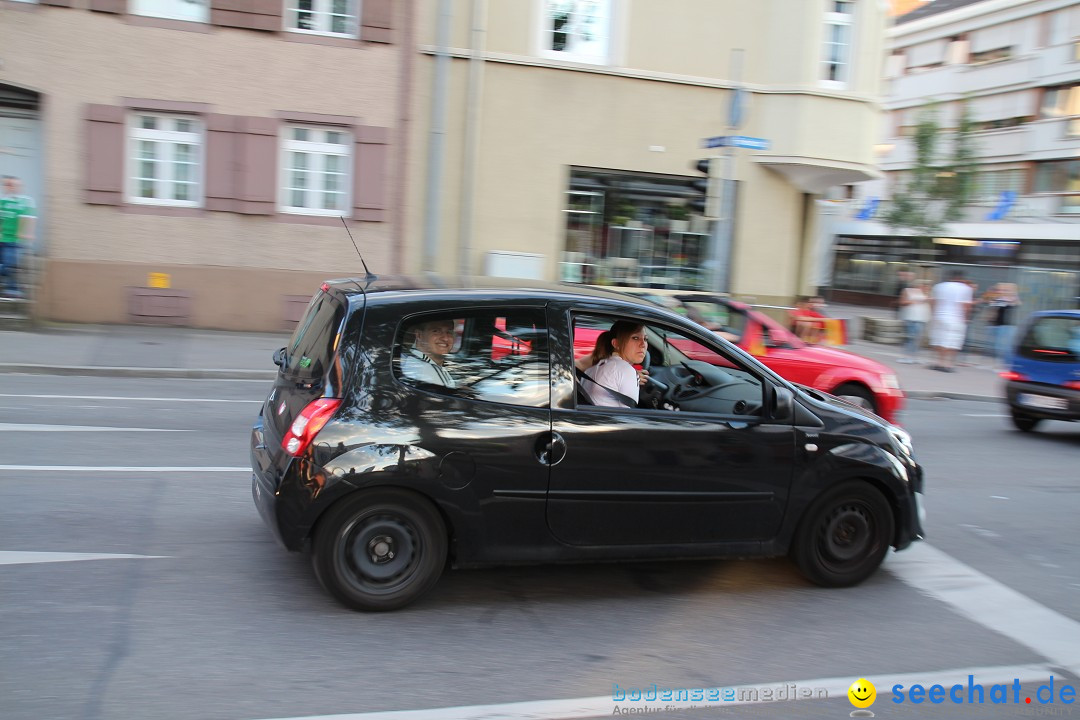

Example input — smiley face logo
[848,678,876,709]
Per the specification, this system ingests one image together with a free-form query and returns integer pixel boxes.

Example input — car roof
[321,274,672,311]
[1029,309,1080,320]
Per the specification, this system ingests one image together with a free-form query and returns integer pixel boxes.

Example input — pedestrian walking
[929,270,974,372]
[897,279,931,364]
[0,175,36,298]
[984,282,1021,369]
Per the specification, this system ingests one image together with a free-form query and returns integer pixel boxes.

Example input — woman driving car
[579,320,648,408]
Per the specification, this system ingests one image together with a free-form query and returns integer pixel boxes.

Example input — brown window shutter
[89,0,125,13]
[353,125,389,222]
[85,104,125,206]
[237,117,278,215]
[360,0,392,43]
[211,0,282,32]
[204,114,239,213]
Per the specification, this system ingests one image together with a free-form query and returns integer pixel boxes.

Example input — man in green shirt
[0,175,35,297]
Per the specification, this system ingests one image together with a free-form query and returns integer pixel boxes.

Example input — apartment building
[826,0,1080,307]
[0,0,402,330]
[406,0,889,307]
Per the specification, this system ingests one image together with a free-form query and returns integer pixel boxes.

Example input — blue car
[1003,310,1080,432]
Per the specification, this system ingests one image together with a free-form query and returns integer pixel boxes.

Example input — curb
[906,390,1000,403]
[0,364,275,380]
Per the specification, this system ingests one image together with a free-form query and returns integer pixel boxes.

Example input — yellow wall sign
[148,272,171,289]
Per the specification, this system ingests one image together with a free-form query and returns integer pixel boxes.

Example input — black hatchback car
[251,277,925,611]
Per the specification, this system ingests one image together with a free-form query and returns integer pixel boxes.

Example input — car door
[546,302,797,547]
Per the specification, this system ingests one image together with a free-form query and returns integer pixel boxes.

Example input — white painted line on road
[886,543,1080,676]
[963,413,1009,417]
[0,551,170,566]
[248,663,1056,720]
[0,423,189,433]
[0,393,260,404]
[0,465,249,472]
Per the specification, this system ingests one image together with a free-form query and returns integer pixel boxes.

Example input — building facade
[0,0,403,330]
[825,0,1080,312]
[406,0,889,308]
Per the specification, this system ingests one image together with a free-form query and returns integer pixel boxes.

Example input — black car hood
[793,383,889,427]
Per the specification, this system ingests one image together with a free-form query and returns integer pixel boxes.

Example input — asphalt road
[1,374,1078,720]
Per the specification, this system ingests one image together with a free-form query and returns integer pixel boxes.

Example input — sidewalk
[0,313,1003,401]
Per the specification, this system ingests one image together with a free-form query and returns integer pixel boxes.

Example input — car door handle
[536,431,566,467]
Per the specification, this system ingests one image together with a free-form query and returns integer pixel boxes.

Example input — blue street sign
[701,135,770,150]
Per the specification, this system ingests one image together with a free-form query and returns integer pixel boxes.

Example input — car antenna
[341,216,376,285]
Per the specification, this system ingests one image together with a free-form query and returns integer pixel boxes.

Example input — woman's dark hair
[589,320,645,364]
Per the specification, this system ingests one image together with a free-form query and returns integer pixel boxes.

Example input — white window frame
[820,0,855,89]
[536,0,614,66]
[279,125,354,217]
[129,0,210,23]
[283,0,360,38]
[126,113,204,208]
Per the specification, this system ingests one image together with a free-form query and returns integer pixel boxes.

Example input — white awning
[751,156,882,194]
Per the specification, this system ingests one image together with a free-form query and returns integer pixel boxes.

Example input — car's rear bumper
[1005,381,1080,421]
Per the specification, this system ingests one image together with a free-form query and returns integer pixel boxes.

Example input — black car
[251,277,925,611]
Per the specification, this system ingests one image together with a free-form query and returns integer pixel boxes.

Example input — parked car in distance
[611,289,905,423]
[251,277,925,611]
[1002,309,1080,432]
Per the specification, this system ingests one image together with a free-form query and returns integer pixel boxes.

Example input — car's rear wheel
[832,383,877,414]
[791,481,894,588]
[1010,410,1041,433]
[312,488,447,611]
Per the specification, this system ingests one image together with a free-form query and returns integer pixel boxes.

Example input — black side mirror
[770,386,794,421]
[272,347,287,368]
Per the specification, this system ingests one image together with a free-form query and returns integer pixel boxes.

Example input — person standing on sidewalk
[984,282,1021,368]
[0,175,36,298]
[929,270,974,372]
[897,279,931,364]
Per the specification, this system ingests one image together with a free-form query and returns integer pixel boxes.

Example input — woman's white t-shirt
[899,287,931,323]
[583,355,639,407]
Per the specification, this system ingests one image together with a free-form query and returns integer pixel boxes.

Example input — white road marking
[0,393,259,404]
[248,663,1057,720]
[0,423,189,433]
[886,543,1080,676]
[963,413,1009,418]
[991,496,1010,500]
[0,465,249,472]
[0,551,169,566]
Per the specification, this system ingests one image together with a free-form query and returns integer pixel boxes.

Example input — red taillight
[1065,381,1080,391]
[281,398,341,457]
[1000,371,1028,382]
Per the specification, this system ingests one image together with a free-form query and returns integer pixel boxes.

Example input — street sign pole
[711,48,744,294]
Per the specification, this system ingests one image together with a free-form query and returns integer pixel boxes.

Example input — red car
[578,290,904,423]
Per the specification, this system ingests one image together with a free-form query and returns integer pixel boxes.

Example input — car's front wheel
[1010,410,1041,433]
[791,481,894,588]
[832,383,877,415]
[312,488,447,611]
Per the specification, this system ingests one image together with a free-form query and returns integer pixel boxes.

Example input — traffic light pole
[708,49,744,295]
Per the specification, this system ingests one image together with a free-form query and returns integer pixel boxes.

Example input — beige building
[0,0,403,330]
[407,0,889,306]
[1,0,888,330]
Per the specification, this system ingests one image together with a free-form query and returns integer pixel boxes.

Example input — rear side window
[286,291,345,379]
[394,308,550,408]
[1018,316,1080,362]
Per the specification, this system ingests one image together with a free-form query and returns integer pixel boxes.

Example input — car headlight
[881,373,901,390]
[889,426,913,457]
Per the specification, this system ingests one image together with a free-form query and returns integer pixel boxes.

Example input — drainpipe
[422,0,453,273]
[457,0,487,278]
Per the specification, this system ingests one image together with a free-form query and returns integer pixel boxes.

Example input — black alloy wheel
[791,481,894,588]
[312,488,447,611]
[1010,410,1041,433]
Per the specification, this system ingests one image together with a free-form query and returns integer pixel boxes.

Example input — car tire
[791,481,894,588]
[311,488,447,611]
[1010,410,1041,433]
[832,383,877,414]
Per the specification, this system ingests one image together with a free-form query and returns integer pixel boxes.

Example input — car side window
[573,313,764,417]
[394,309,550,408]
